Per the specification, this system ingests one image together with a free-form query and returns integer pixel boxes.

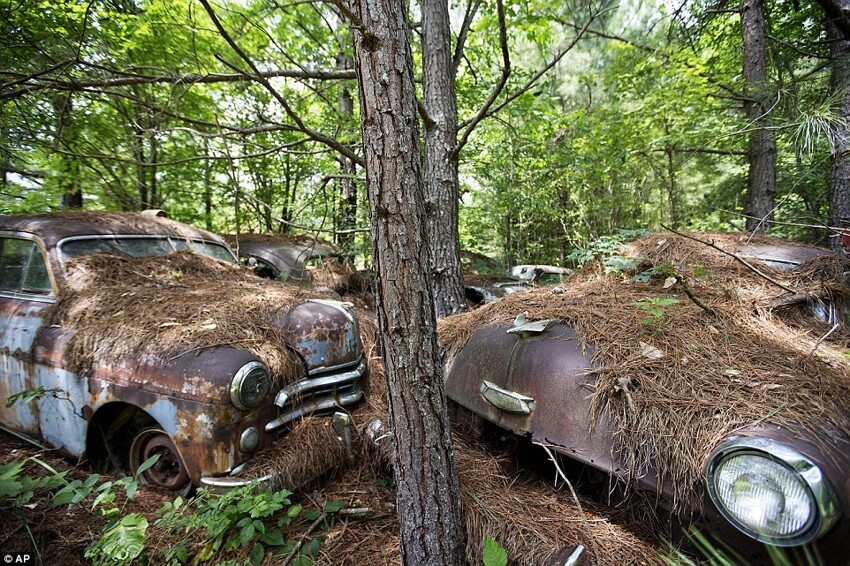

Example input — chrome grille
[265,359,365,432]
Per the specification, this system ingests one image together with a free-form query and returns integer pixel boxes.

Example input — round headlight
[706,438,841,546]
[230,361,271,410]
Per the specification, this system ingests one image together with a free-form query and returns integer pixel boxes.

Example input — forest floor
[0,429,669,565]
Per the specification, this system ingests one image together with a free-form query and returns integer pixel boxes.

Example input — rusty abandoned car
[0,212,365,491]
[439,232,850,561]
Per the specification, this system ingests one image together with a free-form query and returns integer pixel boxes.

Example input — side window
[0,238,52,295]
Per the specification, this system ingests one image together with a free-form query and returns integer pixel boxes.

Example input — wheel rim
[129,428,191,491]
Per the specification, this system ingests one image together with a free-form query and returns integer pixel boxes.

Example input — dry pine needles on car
[438,231,850,513]
[50,250,334,385]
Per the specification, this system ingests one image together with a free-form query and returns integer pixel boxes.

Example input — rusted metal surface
[234,240,340,282]
[739,242,835,269]
[444,319,850,558]
[444,323,626,479]
[0,212,367,491]
[275,300,362,373]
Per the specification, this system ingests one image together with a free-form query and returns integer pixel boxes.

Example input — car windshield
[59,236,237,263]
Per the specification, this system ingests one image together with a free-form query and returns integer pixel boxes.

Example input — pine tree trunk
[825,7,850,250]
[423,0,466,318]
[741,0,776,233]
[336,44,358,252]
[349,0,466,563]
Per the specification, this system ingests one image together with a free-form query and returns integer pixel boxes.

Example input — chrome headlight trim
[705,436,841,546]
[230,361,271,411]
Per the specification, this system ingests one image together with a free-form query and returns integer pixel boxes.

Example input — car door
[0,234,56,440]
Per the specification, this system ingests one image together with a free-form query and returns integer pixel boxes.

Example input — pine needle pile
[439,231,850,511]
[301,307,661,564]
[51,250,335,383]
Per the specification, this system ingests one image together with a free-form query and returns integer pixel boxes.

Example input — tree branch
[661,224,799,294]
[652,146,748,156]
[452,0,483,76]
[198,0,363,166]
[453,0,510,156]
[0,66,356,101]
[455,9,602,146]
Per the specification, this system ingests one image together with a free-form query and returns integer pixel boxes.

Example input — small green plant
[662,528,825,566]
[631,297,680,330]
[5,386,67,408]
[85,513,149,564]
[0,459,67,506]
[156,485,305,565]
[567,230,647,273]
[1,455,158,565]
[632,263,677,283]
[482,535,508,566]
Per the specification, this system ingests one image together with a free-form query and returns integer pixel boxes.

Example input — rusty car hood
[444,321,624,476]
[273,299,362,375]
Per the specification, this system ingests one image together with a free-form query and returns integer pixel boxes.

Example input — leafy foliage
[156,485,308,565]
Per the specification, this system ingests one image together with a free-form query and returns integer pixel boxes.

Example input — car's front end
[0,212,369,492]
[698,424,849,562]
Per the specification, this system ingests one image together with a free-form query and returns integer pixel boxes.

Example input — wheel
[128,428,191,492]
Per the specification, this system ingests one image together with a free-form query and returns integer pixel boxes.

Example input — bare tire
[128,428,191,491]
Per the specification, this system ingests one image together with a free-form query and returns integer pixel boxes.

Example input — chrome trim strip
[200,473,273,489]
[0,292,56,304]
[275,362,366,407]
[266,389,364,432]
[307,356,363,377]
[480,380,536,414]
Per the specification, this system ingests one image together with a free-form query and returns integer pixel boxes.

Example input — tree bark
[823,2,850,250]
[336,45,358,252]
[741,0,776,233]
[423,0,467,318]
[349,0,466,563]
[53,94,83,209]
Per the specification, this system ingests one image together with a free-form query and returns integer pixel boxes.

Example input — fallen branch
[533,442,601,561]
[661,225,798,294]
[809,321,841,357]
[674,275,718,318]
[281,512,327,566]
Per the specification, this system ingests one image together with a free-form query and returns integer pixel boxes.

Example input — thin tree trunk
[349,0,466,562]
[825,8,850,250]
[203,141,213,231]
[741,0,776,232]
[423,0,466,317]
[336,45,358,253]
[53,94,82,209]
[149,127,158,209]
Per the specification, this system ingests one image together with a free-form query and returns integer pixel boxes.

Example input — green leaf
[261,529,286,546]
[287,503,302,518]
[83,473,100,488]
[124,479,138,500]
[239,523,256,547]
[135,454,160,477]
[249,542,265,565]
[483,536,508,566]
[93,513,148,563]
[302,509,321,521]
[323,500,344,513]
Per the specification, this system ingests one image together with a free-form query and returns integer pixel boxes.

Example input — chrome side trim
[275,362,366,407]
[480,380,536,414]
[265,389,364,432]
[200,473,273,489]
